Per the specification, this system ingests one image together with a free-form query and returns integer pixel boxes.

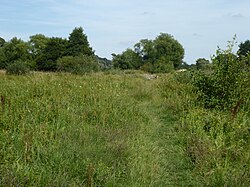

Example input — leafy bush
[57,55,100,74]
[192,39,250,110]
[6,61,30,75]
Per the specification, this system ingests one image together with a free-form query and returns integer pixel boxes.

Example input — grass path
[127,78,197,186]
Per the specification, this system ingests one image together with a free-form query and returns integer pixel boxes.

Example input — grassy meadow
[0,70,249,186]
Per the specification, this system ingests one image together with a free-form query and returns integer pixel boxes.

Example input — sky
[1,0,250,64]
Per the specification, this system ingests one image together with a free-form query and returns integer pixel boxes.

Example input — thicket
[182,39,250,186]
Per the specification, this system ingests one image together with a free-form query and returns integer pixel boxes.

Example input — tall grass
[0,72,193,186]
[1,71,249,186]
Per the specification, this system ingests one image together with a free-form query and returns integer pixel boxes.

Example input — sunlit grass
[0,71,249,186]
[0,72,187,186]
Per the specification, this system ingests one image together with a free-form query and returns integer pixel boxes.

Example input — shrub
[192,39,250,110]
[57,55,100,74]
[6,61,30,75]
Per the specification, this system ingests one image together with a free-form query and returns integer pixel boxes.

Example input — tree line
[0,27,110,74]
[1,27,250,74]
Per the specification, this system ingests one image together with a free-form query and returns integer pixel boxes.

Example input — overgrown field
[0,71,249,186]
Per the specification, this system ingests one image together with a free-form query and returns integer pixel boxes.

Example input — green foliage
[5,60,30,75]
[96,55,112,70]
[134,39,156,63]
[112,49,142,70]
[0,37,5,47]
[238,40,250,56]
[0,37,32,69]
[0,27,106,73]
[187,39,250,185]
[177,61,190,70]
[66,27,94,56]
[113,33,184,73]
[192,39,249,110]
[137,33,184,72]
[57,55,100,74]
[154,33,184,68]
[196,58,210,70]
[37,37,68,71]
[141,57,174,73]
[29,34,49,61]
[0,47,7,69]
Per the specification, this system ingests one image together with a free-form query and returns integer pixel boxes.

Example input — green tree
[0,37,5,47]
[29,34,49,59]
[153,33,184,69]
[133,33,184,73]
[66,27,94,56]
[37,37,68,71]
[0,47,6,69]
[196,58,210,70]
[134,39,156,64]
[238,40,250,56]
[112,49,142,70]
[0,37,32,68]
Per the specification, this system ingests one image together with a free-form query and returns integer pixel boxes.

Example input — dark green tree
[112,49,142,70]
[0,37,5,47]
[154,33,184,69]
[134,39,156,63]
[37,37,68,71]
[133,33,184,73]
[0,47,6,69]
[238,40,250,56]
[196,58,210,70]
[66,27,94,56]
[0,37,32,68]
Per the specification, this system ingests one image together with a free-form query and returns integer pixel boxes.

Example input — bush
[57,55,100,74]
[192,39,250,110]
[6,61,30,75]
